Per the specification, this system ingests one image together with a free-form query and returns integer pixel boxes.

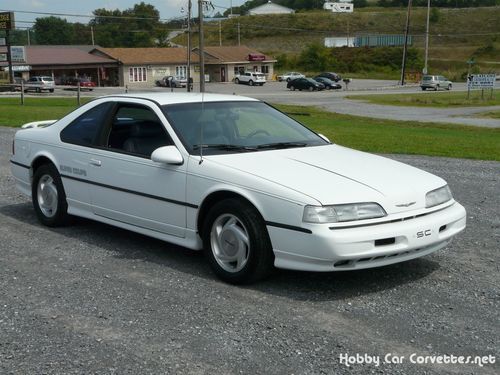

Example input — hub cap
[37,174,58,218]
[210,214,250,273]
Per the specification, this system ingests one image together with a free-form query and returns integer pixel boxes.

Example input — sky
[0,0,248,27]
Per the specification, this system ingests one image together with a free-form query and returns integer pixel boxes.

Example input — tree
[32,17,74,45]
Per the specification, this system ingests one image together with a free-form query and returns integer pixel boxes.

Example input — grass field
[1,98,498,161]
[274,104,500,161]
[347,90,500,107]
[0,97,92,126]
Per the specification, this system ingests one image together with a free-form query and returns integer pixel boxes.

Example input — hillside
[174,6,500,79]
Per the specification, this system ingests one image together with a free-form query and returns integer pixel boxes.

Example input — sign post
[467,74,496,100]
[0,12,15,84]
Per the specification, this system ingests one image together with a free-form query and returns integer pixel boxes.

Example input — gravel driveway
[0,126,498,374]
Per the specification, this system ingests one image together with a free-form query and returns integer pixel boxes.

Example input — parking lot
[0,123,498,373]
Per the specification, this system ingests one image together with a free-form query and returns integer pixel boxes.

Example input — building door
[221,67,226,82]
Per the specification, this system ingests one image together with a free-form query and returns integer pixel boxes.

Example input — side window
[60,102,113,146]
[107,104,173,158]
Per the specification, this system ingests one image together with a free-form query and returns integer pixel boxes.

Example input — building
[248,1,295,15]
[2,44,276,87]
[91,47,199,88]
[193,45,276,83]
[323,1,354,13]
[0,45,118,85]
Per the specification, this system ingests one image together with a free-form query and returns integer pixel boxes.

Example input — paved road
[3,79,497,127]
[0,126,498,374]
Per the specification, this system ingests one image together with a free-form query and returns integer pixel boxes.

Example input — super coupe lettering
[10,93,466,284]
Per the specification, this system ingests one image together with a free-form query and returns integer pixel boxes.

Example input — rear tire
[202,198,274,284]
[447,84,452,90]
[308,86,313,92]
[421,87,426,91]
[32,164,70,227]
[248,80,254,86]
[290,85,295,91]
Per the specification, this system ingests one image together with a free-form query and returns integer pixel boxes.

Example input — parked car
[65,77,96,91]
[277,72,305,82]
[23,76,55,93]
[317,72,342,82]
[287,78,325,91]
[11,93,466,284]
[314,76,342,90]
[420,75,452,91]
[234,72,266,86]
[155,76,187,88]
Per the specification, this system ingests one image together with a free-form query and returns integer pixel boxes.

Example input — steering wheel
[246,129,270,138]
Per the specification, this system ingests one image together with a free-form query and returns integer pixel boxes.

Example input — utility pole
[90,26,95,46]
[26,28,31,45]
[400,0,412,86]
[230,0,233,16]
[237,22,240,46]
[219,20,222,46]
[6,29,13,84]
[198,0,205,92]
[187,0,192,92]
[423,0,430,75]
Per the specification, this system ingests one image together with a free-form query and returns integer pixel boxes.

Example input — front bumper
[268,202,466,272]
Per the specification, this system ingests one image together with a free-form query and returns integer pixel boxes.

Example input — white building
[324,1,354,13]
[248,1,295,15]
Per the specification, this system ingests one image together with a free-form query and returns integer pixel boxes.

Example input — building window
[129,67,147,82]
[261,65,269,74]
[176,66,187,78]
[234,66,245,75]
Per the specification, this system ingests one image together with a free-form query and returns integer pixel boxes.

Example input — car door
[87,100,188,238]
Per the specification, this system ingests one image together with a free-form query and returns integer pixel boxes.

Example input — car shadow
[0,202,440,301]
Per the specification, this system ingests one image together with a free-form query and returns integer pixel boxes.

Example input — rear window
[422,76,434,81]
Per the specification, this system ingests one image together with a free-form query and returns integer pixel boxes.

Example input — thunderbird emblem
[396,201,416,207]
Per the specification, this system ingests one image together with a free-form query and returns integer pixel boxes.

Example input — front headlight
[303,203,387,223]
[426,185,452,208]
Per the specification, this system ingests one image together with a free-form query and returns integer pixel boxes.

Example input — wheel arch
[30,153,58,181]
[197,189,266,238]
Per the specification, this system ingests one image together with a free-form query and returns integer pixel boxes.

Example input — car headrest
[129,121,163,137]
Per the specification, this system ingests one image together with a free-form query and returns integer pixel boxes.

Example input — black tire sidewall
[32,164,69,227]
[202,199,274,284]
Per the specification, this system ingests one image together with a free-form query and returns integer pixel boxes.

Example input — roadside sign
[10,46,26,63]
[0,37,6,46]
[0,12,15,30]
[467,74,496,89]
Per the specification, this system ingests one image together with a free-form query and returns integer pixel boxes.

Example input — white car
[24,76,55,93]
[234,72,266,86]
[278,72,305,82]
[10,93,466,284]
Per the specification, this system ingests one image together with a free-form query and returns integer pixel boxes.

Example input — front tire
[235,78,239,84]
[32,164,70,227]
[447,84,452,90]
[202,198,274,284]
[290,85,295,91]
[248,80,254,86]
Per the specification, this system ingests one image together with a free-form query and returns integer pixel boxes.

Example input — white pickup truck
[234,72,266,86]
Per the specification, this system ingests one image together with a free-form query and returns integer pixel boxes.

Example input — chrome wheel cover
[37,174,58,218]
[210,214,250,273]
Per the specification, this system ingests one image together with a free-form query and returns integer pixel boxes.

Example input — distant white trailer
[324,37,356,48]
[324,1,354,13]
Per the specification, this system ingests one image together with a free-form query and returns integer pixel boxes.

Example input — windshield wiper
[255,142,308,150]
[193,144,257,152]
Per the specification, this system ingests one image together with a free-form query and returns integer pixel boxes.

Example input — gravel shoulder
[0,126,499,374]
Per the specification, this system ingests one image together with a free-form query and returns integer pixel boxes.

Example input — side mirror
[151,146,184,165]
[318,133,331,143]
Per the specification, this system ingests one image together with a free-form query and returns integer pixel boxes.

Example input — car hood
[205,145,446,214]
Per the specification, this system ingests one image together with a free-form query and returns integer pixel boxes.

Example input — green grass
[477,110,500,119]
[1,98,499,161]
[274,104,500,161]
[347,90,500,107]
[0,97,92,126]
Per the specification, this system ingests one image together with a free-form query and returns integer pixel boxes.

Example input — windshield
[162,101,327,155]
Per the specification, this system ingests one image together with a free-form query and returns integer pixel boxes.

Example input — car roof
[100,92,260,106]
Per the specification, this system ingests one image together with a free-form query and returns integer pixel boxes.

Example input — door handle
[90,159,102,167]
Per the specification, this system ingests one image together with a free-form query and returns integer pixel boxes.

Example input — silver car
[420,75,452,91]
[24,76,55,93]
